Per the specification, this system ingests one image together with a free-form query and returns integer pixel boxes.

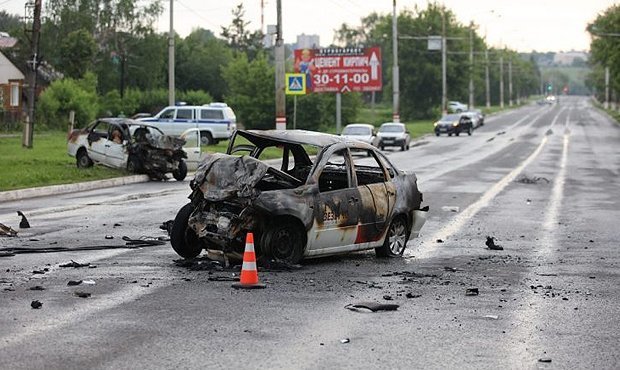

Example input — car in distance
[447,101,468,113]
[376,122,411,151]
[434,113,474,136]
[461,110,484,128]
[138,102,237,145]
[341,123,377,146]
[170,129,428,264]
[67,118,189,181]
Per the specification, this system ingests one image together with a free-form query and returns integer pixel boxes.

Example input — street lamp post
[499,54,504,108]
[468,22,474,109]
[392,0,400,122]
[275,0,286,130]
[441,12,447,114]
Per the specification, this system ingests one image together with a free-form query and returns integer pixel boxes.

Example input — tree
[59,29,97,78]
[220,3,264,60]
[222,53,274,130]
[587,4,620,104]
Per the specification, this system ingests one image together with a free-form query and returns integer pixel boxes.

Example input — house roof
[0,37,18,49]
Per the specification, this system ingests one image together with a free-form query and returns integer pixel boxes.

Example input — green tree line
[587,4,620,106]
[0,2,543,131]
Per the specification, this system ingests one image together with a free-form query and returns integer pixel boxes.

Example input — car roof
[379,122,404,126]
[95,118,164,132]
[344,123,374,128]
[238,129,376,150]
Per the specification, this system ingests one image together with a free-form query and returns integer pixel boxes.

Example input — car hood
[342,134,374,142]
[192,153,271,201]
[377,132,406,138]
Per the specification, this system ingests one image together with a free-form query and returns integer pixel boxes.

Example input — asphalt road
[1,96,618,369]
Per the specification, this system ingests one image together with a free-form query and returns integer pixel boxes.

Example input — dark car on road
[171,129,428,264]
[434,113,474,136]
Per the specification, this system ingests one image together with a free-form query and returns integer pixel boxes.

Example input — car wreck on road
[171,129,428,264]
[67,118,189,181]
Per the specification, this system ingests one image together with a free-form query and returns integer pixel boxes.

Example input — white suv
[448,101,468,113]
[138,103,237,145]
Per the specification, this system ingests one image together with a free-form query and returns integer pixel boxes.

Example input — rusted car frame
[171,129,427,263]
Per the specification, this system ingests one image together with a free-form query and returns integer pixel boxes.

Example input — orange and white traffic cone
[232,232,266,289]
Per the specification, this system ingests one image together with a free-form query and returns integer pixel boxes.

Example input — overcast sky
[2,0,616,52]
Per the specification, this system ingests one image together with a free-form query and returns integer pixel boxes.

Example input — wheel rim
[270,226,301,261]
[388,219,407,255]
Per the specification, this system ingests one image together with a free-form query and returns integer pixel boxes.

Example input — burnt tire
[375,215,409,258]
[261,219,304,264]
[76,149,93,168]
[173,160,187,181]
[170,203,202,259]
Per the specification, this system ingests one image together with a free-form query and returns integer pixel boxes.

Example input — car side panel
[306,188,360,252]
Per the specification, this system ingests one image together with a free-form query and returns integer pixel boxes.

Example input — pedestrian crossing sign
[285,73,306,95]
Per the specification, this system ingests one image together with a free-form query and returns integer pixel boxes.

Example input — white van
[138,102,237,145]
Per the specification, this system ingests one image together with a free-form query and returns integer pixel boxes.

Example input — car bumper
[379,138,407,147]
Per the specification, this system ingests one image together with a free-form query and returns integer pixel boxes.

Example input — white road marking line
[411,108,566,259]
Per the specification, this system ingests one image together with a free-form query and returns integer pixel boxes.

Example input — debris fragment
[345,302,399,312]
[0,223,18,237]
[405,292,422,299]
[17,211,30,228]
[208,276,238,282]
[29,286,45,291]
[441,206,460,212]
[485,236,503,250]
[436,239,444,243]
[444,266,457,272]
[31,300,43,309]
[382,295,393,301]
[67,280,83,286]
[483,315,499,320]
[32,269,46,274]
[82,280,96,285]
[160,220,174,236]
[515,175,550,184]
[465,288,479,296]
[59,260,90,268]
[74,291,91,298]
[340,338,350,344]
[538,358,552,363]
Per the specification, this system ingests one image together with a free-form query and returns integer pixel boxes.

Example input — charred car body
[67,118,188,181]
[171,129,428,263]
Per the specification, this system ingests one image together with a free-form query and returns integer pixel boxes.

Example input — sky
[1,0,616,52]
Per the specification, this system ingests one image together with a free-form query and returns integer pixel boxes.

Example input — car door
[85,120,109,163]
[104,125,127,168]
[172,108,195,136]
[179,128,203,171]
[352,150,396,245]
[307,148,361,252]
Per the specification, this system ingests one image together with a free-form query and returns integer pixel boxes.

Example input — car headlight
[434,122,439,127]
[452,122,459,127]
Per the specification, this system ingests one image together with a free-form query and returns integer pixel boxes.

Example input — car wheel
[375,215,409,258]
[455,131,460,136]
[76,149,93,168]
[261,218,304,264]
[468,127,473,136]
[435,132,440,136]
[200,132,214,146]
[448,133,452,137]
[401,143,406,151]
[380,145,385,151]
[170,203,202,259]
[173,160,187,181]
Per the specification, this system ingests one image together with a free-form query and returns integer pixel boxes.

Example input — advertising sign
[294,47,382,93]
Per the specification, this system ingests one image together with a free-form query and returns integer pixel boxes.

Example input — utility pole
[485,48,490,108]
[604,66,610,109]
[23,0,41,149]
[508,58,513,107]
[441,11,447,114]
[468,22,474,109]
[275,0,286,130]
[168,0,175,106]
[499,55,504,109]
[392,0,400,122]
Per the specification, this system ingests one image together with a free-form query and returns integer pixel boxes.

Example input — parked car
[67,118,189,181]
[170,129,428,264]
[138,102,237,145]
[376,122,411,151]
[461,110,484,128]
[434,113,474,136]
[341,123,378,146]
[448,101,468,113]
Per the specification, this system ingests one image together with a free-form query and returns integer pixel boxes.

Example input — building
[296,34,320,49]
[0,47,25,114]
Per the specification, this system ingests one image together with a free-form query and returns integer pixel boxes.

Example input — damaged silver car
[67,118,188,181]
[171,129,428,263]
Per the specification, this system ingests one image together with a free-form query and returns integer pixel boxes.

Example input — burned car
[67,118,188,181]
[171,129,428,263]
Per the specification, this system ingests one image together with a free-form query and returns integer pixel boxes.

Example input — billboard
[293,47,382,93]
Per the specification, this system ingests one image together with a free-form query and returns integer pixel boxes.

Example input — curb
[0,174,150,203]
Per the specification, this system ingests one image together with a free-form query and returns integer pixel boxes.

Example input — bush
[36,73,99,129]
[177,90,213,106]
